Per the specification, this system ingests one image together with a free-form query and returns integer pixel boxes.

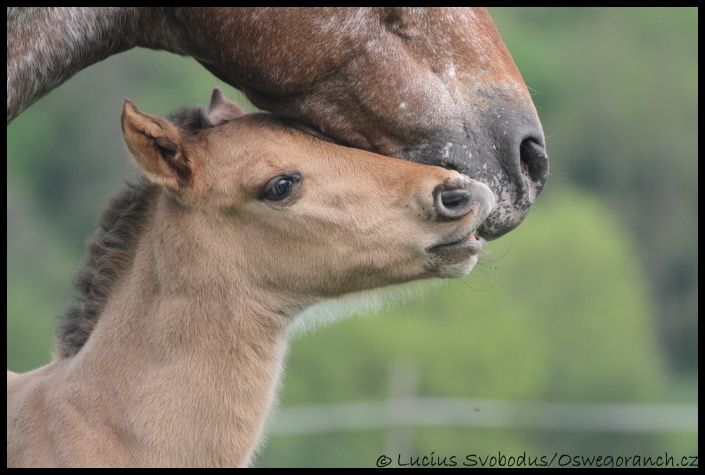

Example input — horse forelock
[55,178,159,359]
[166,105,214,134]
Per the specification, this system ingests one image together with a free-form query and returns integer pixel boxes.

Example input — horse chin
[437,255,480,279]
[428,235,486,278]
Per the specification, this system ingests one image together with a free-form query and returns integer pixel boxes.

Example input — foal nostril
[519,138,549,192]
[441,190,471,212]
[434,187,474,220]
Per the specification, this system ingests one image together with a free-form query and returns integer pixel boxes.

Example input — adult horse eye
[263,173,301,201]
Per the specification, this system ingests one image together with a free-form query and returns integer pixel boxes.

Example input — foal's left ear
[209,87,247,126]
[121,100,191,191]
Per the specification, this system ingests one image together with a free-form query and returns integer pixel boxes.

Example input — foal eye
[263,173,301,201]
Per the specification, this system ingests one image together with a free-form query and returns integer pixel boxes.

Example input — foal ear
[208,87,246,126]
[121,100,191,190]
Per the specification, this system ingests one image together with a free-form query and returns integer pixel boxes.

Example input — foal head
[121,89,496,304]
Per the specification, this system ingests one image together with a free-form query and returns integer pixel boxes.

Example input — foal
[7,89,495,467]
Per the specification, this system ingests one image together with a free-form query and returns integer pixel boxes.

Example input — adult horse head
[7,7,548,239]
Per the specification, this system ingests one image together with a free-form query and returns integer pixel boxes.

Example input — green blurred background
[7,8,697,468]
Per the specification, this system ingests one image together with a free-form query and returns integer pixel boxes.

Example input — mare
[7,7,547,238]
[7,89,496,467]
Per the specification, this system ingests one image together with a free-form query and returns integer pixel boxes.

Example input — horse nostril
[519,138,549,191]
[442,189,470,211]
[434,187,473,220]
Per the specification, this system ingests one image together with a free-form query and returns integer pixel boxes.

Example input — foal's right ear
[208,87,246,126]
[121,100,191,191]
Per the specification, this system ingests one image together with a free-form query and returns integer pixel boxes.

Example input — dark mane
[55,178,159,358]
[166,106,214,133]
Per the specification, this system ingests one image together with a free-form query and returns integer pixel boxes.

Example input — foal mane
[55,179,158,358]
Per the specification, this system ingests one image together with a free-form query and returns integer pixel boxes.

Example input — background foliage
[7,7,697,467]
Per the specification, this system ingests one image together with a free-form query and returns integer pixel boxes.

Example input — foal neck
[67,190,293,467]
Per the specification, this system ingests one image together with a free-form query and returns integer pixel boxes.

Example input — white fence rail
[269,397,698,434]
[269,398,697,434]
